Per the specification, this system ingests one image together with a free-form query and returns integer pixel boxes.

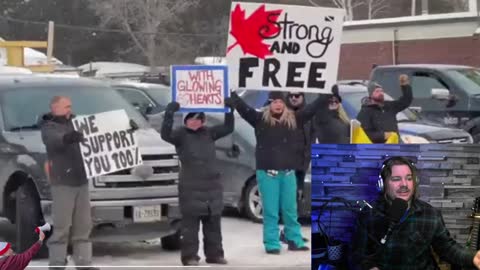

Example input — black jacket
[160,110,234,216]
[231,93,330,171]
[286,101,316,172]
[356,85,413,143]
[39,113,87,186]
[315,110,350,144]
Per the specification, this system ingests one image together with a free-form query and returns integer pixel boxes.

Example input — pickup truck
[0,74,181,257]
[369,64,480,142]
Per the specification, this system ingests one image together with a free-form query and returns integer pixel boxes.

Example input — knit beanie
[264,91,286,106]
[0,242,11,256]
[368,81,383,96]
[184,112,205,124]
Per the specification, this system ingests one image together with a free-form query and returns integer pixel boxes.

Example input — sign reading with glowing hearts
[226,2,345,93]
[171,65,230,113]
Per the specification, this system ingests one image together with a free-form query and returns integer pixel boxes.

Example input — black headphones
[377,156,419,193]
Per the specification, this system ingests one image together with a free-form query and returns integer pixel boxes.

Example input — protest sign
[171,65,230,112]
[72,110,142,178]
[226,2,345,93]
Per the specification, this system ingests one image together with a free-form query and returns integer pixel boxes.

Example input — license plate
[133,205,162,223]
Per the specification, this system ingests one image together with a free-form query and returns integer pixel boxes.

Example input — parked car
[0,75,181,257]
[112,81,311,222]
[240,85,473,144]
[369,64,480,142]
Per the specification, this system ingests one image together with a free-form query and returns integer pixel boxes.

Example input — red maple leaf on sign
[227,4,283,59]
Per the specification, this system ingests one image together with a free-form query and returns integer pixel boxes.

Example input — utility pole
[421,0,428,15]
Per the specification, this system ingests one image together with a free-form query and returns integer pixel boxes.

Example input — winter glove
[331,84,342,102]
[129,119,139,131]
[166,102,180,113]
[63,131,84,144]
[399,74,410,86]
[230,90,240,100]
[224,97,235,108]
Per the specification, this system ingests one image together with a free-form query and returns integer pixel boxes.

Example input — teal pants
[256,170,305,251]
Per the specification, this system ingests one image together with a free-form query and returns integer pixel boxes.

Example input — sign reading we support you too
[226,2,345,93]
[73,110,142,178]
[171,65,229,112]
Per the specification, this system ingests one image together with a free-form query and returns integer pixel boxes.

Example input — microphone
[380,198,408,244]
[35,223,51,234]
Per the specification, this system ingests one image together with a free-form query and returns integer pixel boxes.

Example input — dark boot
[287,240,309,251]
[280,229,309,243]
[206,257,228,264]
[266,249,281,255]
[182,259,200,266]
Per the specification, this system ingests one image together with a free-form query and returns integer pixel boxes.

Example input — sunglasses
[288,94,302,98]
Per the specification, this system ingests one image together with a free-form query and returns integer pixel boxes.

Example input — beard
[372,94,384,103]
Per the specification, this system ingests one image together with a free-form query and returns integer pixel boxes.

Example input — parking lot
[0,213,311,269]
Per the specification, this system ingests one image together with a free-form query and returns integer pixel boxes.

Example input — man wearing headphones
[350,156,480,270]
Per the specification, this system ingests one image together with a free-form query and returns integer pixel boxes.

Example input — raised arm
[160,102,183,146]
[390,75,413,113]
[210,109,235,141]
[297,93,332,122]
[226,91,260,127]
[4,240,42,270]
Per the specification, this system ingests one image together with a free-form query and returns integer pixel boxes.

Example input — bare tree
[364,0,390,19]
[89,0,198,68]
[309,0,363,20]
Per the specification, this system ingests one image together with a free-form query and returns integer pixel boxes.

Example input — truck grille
[94,154,179,188]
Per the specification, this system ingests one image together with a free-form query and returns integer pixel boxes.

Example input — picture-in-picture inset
[311,144,480,270]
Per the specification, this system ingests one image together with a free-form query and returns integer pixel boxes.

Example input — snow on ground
[0,215,310,269]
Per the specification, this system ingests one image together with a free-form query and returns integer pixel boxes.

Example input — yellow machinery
[0,21,55,73]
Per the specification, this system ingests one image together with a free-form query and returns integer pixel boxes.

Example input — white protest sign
[171,65,229,113]
[226,2,345,93]
[72,110,142,178]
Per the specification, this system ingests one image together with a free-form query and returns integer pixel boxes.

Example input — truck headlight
[401,135,430,144]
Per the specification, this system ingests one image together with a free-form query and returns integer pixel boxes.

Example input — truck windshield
[143,85,171,111]
[1,86,149,131]
[444,68,480,95]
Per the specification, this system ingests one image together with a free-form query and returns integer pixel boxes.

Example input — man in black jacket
[161,102,234,266]
[280,91,314,243]
[285,92,315,194]
[39,96,99,270]
[356,75,413,143]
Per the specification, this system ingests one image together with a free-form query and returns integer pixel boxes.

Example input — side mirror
[431,88,450,100]
[145,105,153,115]
[226,144,240,158]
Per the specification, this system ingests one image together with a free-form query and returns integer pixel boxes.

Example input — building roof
[376,64,474,69]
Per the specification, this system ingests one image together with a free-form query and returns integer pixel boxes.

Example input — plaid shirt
[350,197,476,270]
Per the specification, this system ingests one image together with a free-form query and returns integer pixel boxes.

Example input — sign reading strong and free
[171,65,230,113]
[73,110,142,178]
[226,2,345,93]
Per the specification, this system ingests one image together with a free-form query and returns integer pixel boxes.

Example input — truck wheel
[161,230,181,251]
[15,184,48,258]
[244,179,263,223]
[473,133,480,143]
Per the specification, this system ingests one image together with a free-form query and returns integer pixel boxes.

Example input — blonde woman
[227,90,331,254]
[315,85,351,144]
